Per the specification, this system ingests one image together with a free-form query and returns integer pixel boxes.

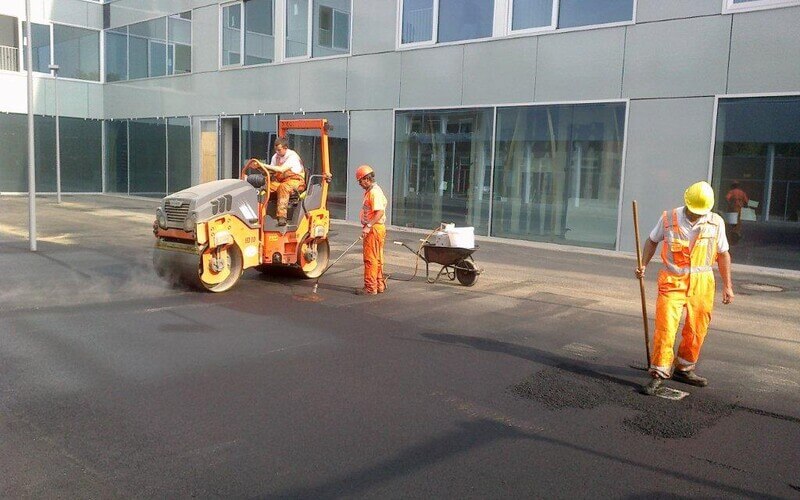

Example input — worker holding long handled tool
[635,181,735,396]
[355,164,388,296]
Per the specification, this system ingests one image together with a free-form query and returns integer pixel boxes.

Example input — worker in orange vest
[355,164,388,296]
[267,138,306,226]
[635,181,735,395]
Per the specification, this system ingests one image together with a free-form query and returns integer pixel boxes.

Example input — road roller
[152,119,332,292]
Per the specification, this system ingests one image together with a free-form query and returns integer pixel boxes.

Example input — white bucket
[446,226,475,249]
[723,212,739,224]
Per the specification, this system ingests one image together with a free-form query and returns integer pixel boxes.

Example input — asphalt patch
[511,366,735,439]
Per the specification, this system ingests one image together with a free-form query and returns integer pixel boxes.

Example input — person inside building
[725,181,749,214]
[355,165,388,296]
[266,138,306,226]
[635,181,735,395]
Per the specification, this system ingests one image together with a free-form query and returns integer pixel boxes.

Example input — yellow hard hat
[684,181,715,215]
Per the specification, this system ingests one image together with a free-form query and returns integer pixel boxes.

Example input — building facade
[1,0,799,270]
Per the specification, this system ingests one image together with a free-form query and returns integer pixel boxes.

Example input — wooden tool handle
[632,200,651,366]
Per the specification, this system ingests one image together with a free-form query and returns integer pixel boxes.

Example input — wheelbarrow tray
[422,244,477,266]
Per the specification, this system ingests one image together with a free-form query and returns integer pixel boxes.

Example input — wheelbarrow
[394,241,482,286]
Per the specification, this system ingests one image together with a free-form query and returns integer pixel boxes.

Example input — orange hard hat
[355,164,374,181]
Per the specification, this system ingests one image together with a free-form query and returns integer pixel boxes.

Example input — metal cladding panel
[347,110,394,222]
[193,5,219,75]
[535,27,624,102]
[87,83,104,119]
[104,81,164,119]
[462,37,536,106]
[346,52,401,110]
[299,58,348,112]
[619,97,715,253]
[108,0,194,27]
[623,16,731,99]
[42,0,89,27]
[399,46,464,108]
[352,0,397,56]
[728,6,800,94]
[636,0,721,22]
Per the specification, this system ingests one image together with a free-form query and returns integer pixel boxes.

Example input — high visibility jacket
[659,208,722,295]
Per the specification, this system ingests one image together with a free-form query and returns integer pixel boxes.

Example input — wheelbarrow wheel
[455,259,478,287]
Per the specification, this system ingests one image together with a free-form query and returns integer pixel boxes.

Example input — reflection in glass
[61,117,102,191]
[712,97,800,269]
[280,112,348,219]
[558,0,634,28]
[394,109,493,233]
[402,0,433,43]
[129,118,166,197]
[149,40,167,77]
[438,0,494,43]
[106,30,127,81]
[105,120,129,193]
[0,113,27,191]
[22,22,50,73]
[168,12,192,73]
[223,3,242,65]
[53,25,100,81]
[512,0,554,31]
[242,115,277,162]
[167,117,192,193]
[312,0,349,57]
[128,35,148,79]
[286,0,309,57]
[492,103,625,249]
[245,0,275,64]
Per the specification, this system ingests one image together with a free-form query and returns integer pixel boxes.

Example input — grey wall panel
[399,46,463,108]
[728,7,800,94]
[86,2,103,30]
[463,37,536,106]
[619,97,715,252]
[87,83,103,119]
[299,58,347,112]
[346,52,401,110]
[193,5,219,75]
[623,16,731,99]
[347,110,394,222]
[104,81,165,119]
[636,0,721,22]
[109,0,194,27]
[352,0,397,56]
[535,27,624,102]
[42,0,88,27]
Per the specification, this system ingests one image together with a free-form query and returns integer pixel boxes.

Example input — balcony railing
[0,45,18,72]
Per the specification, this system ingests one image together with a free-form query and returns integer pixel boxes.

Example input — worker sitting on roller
[635,181,735,395]
[266,138,306,226]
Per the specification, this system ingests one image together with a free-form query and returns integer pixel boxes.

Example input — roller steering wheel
[241,158,272,183]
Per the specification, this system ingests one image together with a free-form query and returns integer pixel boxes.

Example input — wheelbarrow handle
[394,241,425,259]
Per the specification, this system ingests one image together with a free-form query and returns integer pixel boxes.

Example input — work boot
[277,216,287,226]
[354,288,377,296]
[377,276,388,293]
[641,376,663,396]
[672,370,708,387]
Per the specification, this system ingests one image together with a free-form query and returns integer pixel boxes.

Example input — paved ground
[1,195,799,498]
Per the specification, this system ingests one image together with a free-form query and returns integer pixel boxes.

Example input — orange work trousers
[269,178,305,218]
[650,270,715,379]
[362,224,386,293]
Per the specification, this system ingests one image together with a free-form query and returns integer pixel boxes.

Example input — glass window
[511,0,554,31]
[167,117,192,193]
[0,14,19,72]
[0,113,27,192]
[558,0,634,29]
[61,117,102,191]
[168,12,192,74]
[312,1,349,56]
[245,0,275,65]
[222,3,242,65]
[279,112,348,219]
[242,114,277,161]
[22,22,50,73]
[34,115,56,192]
[53,24,99,81]
[492,103,626,249]
[401,0,433,44]
[105,29,127,81]
[438,0,494,43]
[712,97,800,270]
[105,120,129,193]
[128,35,148,79]
[149,40,167,77]
[286,0,309,57]
[394,109,493,233]
[129,118,167,197]
[727,0,800,9]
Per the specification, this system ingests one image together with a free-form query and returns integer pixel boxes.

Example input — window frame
[722,0,800,13]
[220,1,245,68]
[20,19,103,83]
[397,0,440,48]
[317,5,350,50]
[284,0,313,60]
[506,0,559,35]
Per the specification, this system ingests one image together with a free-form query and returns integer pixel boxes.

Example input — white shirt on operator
[270,148,304,175]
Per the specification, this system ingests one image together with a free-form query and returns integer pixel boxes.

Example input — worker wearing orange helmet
[635,181,735,395]
[355,164,388,296]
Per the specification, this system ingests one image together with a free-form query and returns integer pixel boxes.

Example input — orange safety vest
[659,209,721,295]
